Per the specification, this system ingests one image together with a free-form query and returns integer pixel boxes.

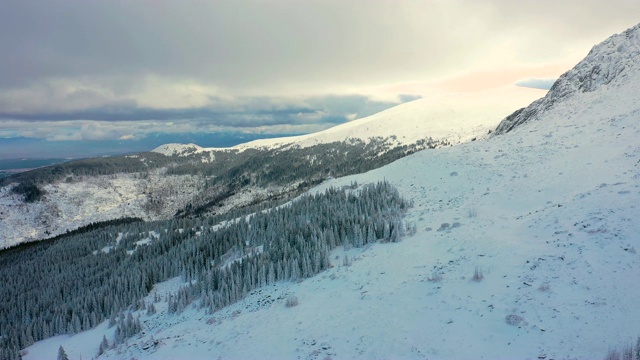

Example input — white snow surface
[21,23,640,360]
[152,143,206,157]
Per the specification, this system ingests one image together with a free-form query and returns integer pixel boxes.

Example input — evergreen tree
[98,335,109,356]
[57,345,69,360]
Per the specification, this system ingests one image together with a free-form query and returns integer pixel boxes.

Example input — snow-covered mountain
[20,23,640,360]
[494,22,640,135]
[153,85,543,156]
[0,86,541,249]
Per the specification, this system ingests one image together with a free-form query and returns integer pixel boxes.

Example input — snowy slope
[25,23,640,360]
[151,85,544,155]
[0,170,201,248]
[0,170,298,249]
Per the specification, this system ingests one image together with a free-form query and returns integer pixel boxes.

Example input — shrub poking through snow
[428,270,443,283]
[505,314,524,326]
[343,255,352,267]
[605,349,623,360]
[472,266,484,282]
[437,223,450,231]
[285,295,299,308]
[603,337,640,360]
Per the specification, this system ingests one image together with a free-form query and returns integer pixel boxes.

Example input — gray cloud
[0,94,418,142]
[2,1,639,94]
[515,78,557,90]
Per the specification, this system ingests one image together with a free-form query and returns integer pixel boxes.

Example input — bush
[604,349,621,360]
[427,270,443,283]
[472,266,484,282]
[285,295,299,308]
[603,337,640,360]
[538,283,550,292]
[342,255,352,267]
[505,314,524,326]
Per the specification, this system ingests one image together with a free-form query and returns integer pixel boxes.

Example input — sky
[1,0,639,159]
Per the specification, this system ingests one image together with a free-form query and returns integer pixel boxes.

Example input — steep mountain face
[0,87,540,249]
[494,23,640,134]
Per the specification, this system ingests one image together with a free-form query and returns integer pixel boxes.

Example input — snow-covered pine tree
[98,335,109,356]
[57,345,69,360]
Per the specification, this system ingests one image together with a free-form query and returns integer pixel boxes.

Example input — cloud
[1,1,638,97]
[0,94,417,143]
[515,78,558,90]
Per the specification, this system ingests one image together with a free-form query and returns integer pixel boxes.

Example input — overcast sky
[1,0,639,158]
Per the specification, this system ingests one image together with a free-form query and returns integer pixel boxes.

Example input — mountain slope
[0,87,542,249]
[22,23,640,360]
[494,22,640,135]
[153,85,543,156]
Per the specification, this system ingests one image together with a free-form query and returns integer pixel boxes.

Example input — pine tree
[114,324,123,345]
[57,345,69,360]
[146,303,156,316]
[98,335,109,356]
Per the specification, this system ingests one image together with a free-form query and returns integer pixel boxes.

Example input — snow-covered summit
[235,86,543,151]
[495,22,640,134]
[151,86,544,158]
[152,143,207,157]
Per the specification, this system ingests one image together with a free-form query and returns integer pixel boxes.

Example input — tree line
[0,181,410,359]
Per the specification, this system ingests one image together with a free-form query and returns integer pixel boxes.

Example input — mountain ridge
[494,22,640,135]
[152,85,543,156]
